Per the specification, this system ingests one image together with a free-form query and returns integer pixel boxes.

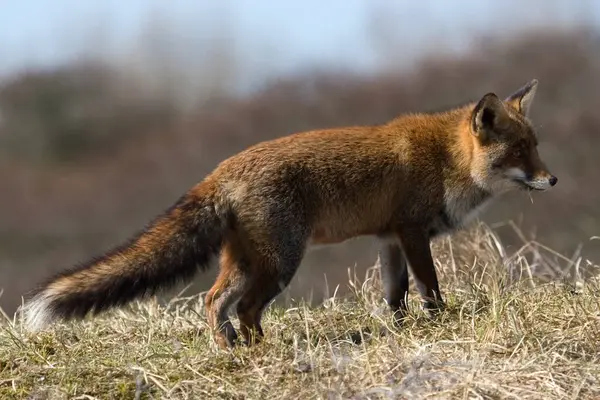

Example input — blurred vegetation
[0,63,176,165]
[1,26,599,315]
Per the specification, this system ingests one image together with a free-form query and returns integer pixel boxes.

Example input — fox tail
[22,182,227,331]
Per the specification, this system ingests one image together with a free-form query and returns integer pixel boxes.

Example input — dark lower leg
[237,292,271,344]
[234,221,305,345]
[378,240,410,323]
[397,229,445,315]
[237,276,288,345]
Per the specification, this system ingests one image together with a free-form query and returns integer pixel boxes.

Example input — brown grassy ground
[1,223,599,399]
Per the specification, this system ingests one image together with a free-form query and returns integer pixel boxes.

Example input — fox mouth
[511,179,547,191]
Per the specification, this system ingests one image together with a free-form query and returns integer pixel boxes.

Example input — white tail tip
[21,293,55,332]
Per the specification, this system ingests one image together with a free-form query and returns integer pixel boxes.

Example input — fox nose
[549,176,558,186]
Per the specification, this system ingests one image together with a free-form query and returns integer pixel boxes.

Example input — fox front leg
[396,228,445,316]
[378,239,410,324]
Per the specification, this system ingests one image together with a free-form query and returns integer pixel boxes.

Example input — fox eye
[513,149,522,158]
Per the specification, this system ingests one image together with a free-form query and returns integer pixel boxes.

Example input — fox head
[469,79,557,194]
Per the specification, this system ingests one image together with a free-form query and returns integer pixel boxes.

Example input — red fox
[22,79,556,348]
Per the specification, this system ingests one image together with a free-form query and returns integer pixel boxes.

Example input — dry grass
[1,223,600,399]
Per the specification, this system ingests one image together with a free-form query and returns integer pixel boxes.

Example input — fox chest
[428,194,492,238]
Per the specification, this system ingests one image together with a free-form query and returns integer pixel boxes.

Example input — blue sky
[0,0,597,82]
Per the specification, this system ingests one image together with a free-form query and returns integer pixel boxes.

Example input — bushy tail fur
[22,183,227,331]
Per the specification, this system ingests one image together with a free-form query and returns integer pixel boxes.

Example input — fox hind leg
[236,269,297,345]
[236,244,305,345]
[205,241,252,349]
[231,199,308,345]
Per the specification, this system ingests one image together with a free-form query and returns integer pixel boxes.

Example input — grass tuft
[1,223,600,399]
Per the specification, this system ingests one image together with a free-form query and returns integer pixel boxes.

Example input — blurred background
[1,0,599,315]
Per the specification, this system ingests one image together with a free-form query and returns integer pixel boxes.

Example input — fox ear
[471,92,509,140]
[505,79,538,117]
